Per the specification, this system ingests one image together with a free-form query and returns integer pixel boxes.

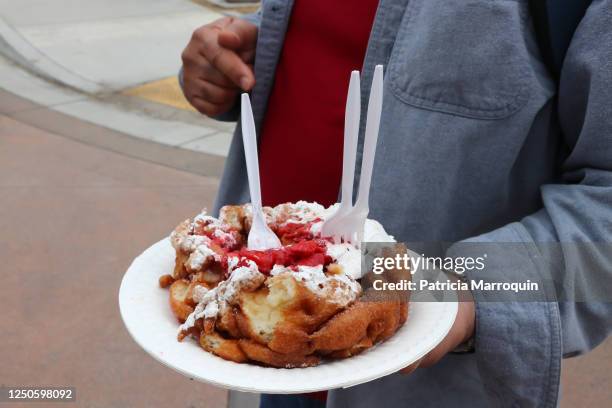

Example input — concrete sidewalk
[0,52,236,159]
[0,0,237,158]
[0,0,220,91]
[0,88,226,407]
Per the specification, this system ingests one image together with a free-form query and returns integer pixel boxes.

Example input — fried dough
[200,331,248,363]
[166,203,411,367]
[169,279,194,322]
[238,339,320,368]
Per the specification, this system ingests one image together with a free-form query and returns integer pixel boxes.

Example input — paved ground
[0,54,235,158]
[0,89,226,407]
[0,0,237,158]
[0,0,219,91]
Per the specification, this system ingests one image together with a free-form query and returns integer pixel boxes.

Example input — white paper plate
[119,238,457,393]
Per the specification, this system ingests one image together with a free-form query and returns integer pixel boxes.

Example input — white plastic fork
[349,65,384,248]
[241,93,282,250]
[320,71,361,243]
[320,66,384,247]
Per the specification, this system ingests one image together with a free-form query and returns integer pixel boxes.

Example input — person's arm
[445,1,612,406]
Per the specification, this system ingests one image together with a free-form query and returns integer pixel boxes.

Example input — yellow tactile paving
[123,76,196,112]
[192,0,260,14]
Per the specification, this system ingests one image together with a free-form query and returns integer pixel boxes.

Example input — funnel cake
[159,202,410,368]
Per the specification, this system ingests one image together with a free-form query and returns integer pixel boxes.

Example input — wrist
[452,299,476,353]
[443,268,476,351]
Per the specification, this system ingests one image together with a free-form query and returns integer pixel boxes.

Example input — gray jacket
[210,0,612,406]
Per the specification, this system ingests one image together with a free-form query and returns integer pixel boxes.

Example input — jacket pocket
[388,0,531,120]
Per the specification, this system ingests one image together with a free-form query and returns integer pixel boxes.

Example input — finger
[419,348,446,368]
[217,29,241,50]
[198,59,238,88]
[209,48,255,91]
[196,33,254,90]
[238,49,256,65]
[191,79,238,105]
[418,333,459,368]
[218,17,258,51]
[208,16,235,31]
[182,48,236,89]
[419,330,462,368]
[400,359,422,375]
[190,96,234,117]
[420,300,476,368]
[193,21,254,90]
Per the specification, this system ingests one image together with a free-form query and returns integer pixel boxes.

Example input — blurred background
[0,1,609,407]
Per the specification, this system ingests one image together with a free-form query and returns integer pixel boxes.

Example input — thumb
[400,358,422,375]
[218,18,258,52]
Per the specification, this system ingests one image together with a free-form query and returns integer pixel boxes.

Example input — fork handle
[355,65,383,212]
[241,94,263,211]
[339,71,361,210]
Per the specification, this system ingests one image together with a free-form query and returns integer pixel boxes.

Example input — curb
[1,89,225,178]
[0,16,105,94]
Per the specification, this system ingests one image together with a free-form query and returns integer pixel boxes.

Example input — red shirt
[259,0,379,208]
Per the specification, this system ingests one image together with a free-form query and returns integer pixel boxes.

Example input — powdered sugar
[175,202,395,333]
[269,201,327,226]
[213,228,237,247]
[272,264,361,306]
[221,260,266,302]
[179,260,266,332]
[203,300,219,319]
[187,242,217,270]
[192,285,209,303]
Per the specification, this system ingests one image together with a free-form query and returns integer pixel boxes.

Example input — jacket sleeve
[178,7,263,122]
[446,1,612,407]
